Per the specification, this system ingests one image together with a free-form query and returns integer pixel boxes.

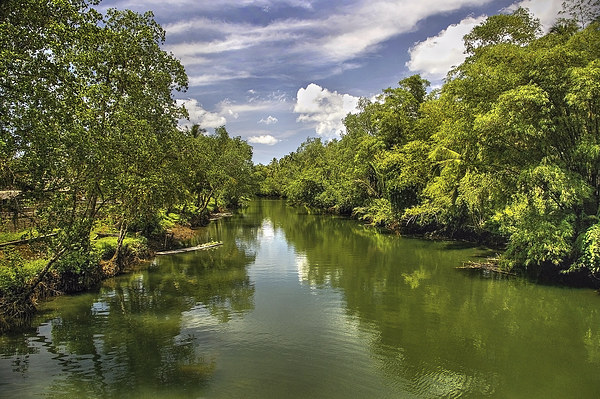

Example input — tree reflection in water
[3,200,600,398]
[1,218,258,399]
[263,199,600,398]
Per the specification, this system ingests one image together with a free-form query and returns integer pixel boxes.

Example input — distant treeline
[255,6,600,280]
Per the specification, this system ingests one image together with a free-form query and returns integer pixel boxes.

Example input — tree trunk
[22,246,67,302]
[110,218,128,273]
[199,189,214,214]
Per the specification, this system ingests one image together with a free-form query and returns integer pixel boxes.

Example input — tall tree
[463,7,541,54]
[0,0,188,289]
[82,9,188,268]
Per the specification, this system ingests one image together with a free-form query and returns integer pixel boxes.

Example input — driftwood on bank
[209,212,233,221]
[456,259,517,276]
[156,241,223,255]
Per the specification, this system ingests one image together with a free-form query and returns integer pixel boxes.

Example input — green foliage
[180,125,256,211]
[0,0,257,310]
[2,0,599,293]
[0,232,27,244]
[128,210,181,237]
[1,0,187,263]
[160,212,181,230]
[463,7,541,54]
[0,251,46,296]
[354,198,394,227]
[92,236,148,261]
[496,194,576,268]
[367,75,429,148]
[378,140,431,213]
[572,223,600,274]
[494,164,590,268]
[54,250,99,275]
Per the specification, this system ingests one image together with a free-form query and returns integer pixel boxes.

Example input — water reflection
[0,217,259,398]
[2,200,600,398]
[260,200,600,398]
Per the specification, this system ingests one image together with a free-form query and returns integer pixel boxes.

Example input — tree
[1,0,107,294]
[83,9,188,268]
[368,75,429,148]
[560,0,600,28]
[213,127,256,208]
[178,126,255,216]
[0,0,188,295]
[256,8,600,280]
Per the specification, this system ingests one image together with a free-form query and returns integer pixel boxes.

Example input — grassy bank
[0,232,148,331]
[0,209,218,332]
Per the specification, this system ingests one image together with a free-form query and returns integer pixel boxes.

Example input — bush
[123,236,150,259]
[94,237,119,260]
[353,198,395,227]
[54,249,99,275]
[571,223,600,275]
[129,210,183,237]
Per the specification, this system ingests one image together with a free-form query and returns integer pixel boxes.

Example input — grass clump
[0,251,47,297]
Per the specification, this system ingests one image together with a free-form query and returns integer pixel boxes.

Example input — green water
[1,199,600,398]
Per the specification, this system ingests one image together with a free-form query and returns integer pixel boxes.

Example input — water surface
[1,199,600,398]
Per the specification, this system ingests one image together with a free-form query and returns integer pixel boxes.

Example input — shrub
[570,223,600,275]
[54,249,99,275]
[353,198,395,227]
[92,236,149,261]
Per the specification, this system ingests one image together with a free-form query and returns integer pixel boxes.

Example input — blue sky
[99,0,564,164]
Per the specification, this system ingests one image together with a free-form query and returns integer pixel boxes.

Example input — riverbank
[401,224,600,289]
[291,201,600,289]
[0,212,231,332]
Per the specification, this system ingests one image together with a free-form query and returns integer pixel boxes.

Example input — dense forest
[0,0,255,326]
[255,5,600,282]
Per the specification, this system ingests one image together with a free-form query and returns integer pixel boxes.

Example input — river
[1,199,599,398]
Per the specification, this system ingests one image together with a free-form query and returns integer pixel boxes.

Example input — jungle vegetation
[255,4,600,281]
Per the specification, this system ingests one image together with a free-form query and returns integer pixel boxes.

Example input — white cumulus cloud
[294,83,360,138]
[248,135,280,145]
[406,0,564,82]
[406,16,484,81]
[259,116,279,125]
[177,98,227,129]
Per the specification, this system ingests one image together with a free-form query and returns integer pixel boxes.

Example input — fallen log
[156,241,223,255]
[209,212,233,221]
